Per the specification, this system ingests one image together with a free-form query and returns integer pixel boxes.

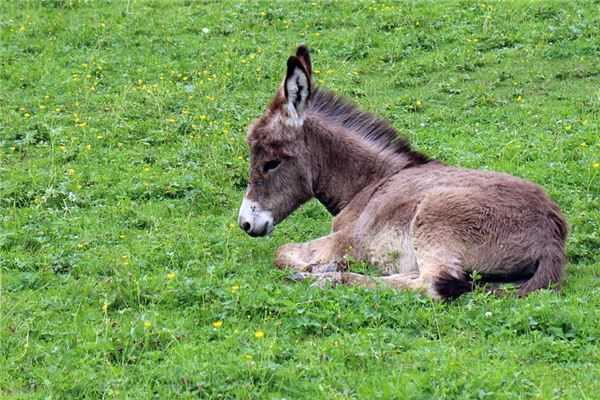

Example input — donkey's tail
[518,210,568,297]
[517,250,565,296]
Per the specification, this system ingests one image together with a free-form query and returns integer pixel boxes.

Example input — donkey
[238,45,568,300]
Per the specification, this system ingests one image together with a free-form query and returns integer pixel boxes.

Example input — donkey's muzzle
[238,196,274,237]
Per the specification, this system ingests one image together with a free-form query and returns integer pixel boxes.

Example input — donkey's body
[239,46,567,300]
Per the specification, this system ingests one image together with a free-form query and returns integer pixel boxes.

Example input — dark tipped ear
[284,56,311,123]
[295,45,312,77]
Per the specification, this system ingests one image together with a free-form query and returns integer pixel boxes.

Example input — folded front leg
[275,232,350,272]
[291,271,423,291]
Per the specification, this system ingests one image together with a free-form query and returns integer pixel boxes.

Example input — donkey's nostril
[241,221,251,232]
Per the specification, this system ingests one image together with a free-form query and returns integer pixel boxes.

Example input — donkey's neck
[305,118,413,215]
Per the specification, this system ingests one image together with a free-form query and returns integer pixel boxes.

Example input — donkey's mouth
[247,221,274,237]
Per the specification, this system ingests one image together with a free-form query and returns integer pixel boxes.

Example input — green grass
[1,0,600,398]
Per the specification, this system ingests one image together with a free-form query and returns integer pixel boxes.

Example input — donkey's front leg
[275,232,349,272]
[292,271,423,291]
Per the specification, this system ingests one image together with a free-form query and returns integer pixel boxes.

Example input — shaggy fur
[239,45,568,300]
[308,88,431,167]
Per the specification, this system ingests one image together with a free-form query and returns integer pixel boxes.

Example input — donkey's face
[238,46,314,237]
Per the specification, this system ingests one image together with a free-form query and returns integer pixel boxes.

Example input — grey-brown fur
[239,45,568,300]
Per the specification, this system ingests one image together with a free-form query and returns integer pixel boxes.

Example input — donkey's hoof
[287,272,308,282]
[309,272,343,289]
[310,262,339,273]
[286,271,342,287]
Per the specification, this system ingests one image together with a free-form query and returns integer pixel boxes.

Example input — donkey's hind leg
[410,195,474,300]
[275,232,349,272]
[411,250,473,300]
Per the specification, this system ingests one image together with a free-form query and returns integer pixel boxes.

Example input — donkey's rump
[410,179,562,269]
[400,174,566,296]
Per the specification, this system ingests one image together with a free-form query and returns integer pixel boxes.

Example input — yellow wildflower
[212,320,223,329]
[255,330,265,339]
[167,271,176,280]
[230,284,240,293]
[67,168,75,176]
[144,320,152,329]
[593,163,600,169]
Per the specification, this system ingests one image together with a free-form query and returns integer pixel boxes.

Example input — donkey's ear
[295,45,312,77]
[284,56,311,125]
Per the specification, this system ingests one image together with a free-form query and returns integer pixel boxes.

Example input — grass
[1,0,600,398]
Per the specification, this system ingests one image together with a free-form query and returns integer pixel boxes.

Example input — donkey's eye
[263,160,281,172]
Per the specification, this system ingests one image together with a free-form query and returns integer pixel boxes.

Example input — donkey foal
[238,45,568,300]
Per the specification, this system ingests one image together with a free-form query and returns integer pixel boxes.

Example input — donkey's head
[238,45,315,236]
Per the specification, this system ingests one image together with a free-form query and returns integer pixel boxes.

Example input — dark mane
[308,88,430,166]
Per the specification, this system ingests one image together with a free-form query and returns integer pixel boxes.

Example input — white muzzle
[238,196,274,237]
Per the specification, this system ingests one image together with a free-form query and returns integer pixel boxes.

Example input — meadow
[1,0,600,398]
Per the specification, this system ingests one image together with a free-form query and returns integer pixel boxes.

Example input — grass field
[1,0,600,398]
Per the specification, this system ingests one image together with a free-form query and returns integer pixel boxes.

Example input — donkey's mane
[308,88,430,166]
